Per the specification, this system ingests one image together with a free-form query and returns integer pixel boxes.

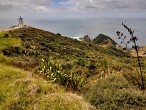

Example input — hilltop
[0,26,127,68]
[0,26,146,110]
[93,34,118,47]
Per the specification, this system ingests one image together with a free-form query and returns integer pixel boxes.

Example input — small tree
[116,22,145,91]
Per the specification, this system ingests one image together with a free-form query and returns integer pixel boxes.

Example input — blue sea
[0,18,146,46]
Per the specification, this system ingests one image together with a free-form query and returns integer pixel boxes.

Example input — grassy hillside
[0,26,128,70]
[0,26,146,110]
[0,63,95,110]
[0,31,21,50]
[0,26,129,81]
[93,34,118,47]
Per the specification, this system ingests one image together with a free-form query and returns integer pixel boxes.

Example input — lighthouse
[18,16,23,27]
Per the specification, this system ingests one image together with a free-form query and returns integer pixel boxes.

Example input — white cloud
[1,0,146,12]
[0,0,51,6]
[0,0,51,13]
[59,0,146,12]
[34,6,49,13]
[0,0,146,18]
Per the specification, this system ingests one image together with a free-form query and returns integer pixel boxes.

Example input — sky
[0,0,146,19]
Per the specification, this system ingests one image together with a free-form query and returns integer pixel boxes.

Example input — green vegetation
[0,26,146,109]
[93,34,117,46]
[37,59,86,91]
[0,31,21,50]
[85,74,146,110]
[0,64,94,110]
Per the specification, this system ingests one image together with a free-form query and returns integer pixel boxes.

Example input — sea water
[0,18,146,46]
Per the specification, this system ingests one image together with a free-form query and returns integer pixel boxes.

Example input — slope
[0,63,95,110]
[0,26,128,69]
[1,26,142,109]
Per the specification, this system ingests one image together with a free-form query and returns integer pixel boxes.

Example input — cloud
[0,0,51,6]
[0,0,146,18]
[1,0,146,12]
[0,0,51,13]
[0,3,13,11]
[59,0,146,12]
[34,6,49,13]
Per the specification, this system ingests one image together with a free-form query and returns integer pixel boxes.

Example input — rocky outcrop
[80,35,91,42]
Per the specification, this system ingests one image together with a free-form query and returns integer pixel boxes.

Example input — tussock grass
[0,63,95,110]
[0,53,13,64]
[0,31,21,50]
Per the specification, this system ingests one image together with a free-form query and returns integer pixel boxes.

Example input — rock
[82,35,91,42]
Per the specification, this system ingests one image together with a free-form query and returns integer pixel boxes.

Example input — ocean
[0,18,146,46]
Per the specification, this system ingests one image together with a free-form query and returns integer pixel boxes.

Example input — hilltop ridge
[1,26,127,59]
[93,34,118,47]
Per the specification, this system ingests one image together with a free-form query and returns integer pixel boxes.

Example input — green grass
[93,34,117,46]
[0,27,129,81]
[0,53,12,64]
[0,31,21,50]
[85,74,146,110]
[0,63,95,110]
[1,26,146,110]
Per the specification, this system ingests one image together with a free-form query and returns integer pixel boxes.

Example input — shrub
[37,59,86,91]
[123,72,146,91]
[76,58,86,67]
[85,74,146,110]
[49,71,86,91]
[2,46,21,56]
[56,33,61,36]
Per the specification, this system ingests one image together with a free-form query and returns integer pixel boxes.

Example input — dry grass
[130,46,146,57]
[0,63,95,110]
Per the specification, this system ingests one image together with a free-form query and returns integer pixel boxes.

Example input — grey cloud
[1,0,51,6]
[61,0,146,11]
[85,5,97,9]
[0,3,13,11]
[0,0,52,13]
[0,0,146,18]
[102,0,146,9]
[25,0,51,6]
[32,0,50,6]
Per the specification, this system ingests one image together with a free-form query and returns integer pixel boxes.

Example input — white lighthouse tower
[18,16,23,27]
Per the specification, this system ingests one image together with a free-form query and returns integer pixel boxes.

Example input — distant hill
[93,34,118,47]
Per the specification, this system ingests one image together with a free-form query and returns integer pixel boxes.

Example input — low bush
[2,46,21,56]
[123,72,146,91]
[85,74,146,110]
[37,59,86,91]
